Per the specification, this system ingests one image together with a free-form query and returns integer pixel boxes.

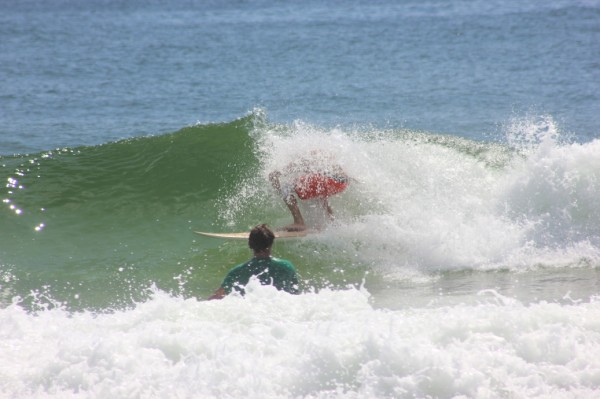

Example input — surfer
[269,151,349,232]
[208,224,300,300]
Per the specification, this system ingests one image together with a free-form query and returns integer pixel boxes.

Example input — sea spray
[222,118,600,281]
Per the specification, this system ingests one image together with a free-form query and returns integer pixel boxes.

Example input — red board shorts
[294,174,348,200]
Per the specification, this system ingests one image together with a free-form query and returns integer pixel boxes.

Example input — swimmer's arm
[208,287,226,300]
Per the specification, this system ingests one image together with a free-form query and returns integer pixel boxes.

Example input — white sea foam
[226,117,600,277]
[1,284,599,398]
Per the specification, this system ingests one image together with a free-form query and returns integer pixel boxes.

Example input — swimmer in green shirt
[208,224,300,300]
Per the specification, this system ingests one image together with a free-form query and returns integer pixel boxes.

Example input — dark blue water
[2,0,599,155]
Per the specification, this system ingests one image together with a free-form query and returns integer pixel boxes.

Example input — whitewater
[2,285,600,399]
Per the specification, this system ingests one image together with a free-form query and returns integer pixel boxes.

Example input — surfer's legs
[283,194,306,230]
[269,171,306,230]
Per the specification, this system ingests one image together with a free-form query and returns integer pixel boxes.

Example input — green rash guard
[221,256,300,296]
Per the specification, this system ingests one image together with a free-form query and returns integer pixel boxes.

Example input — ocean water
[1,0,600,398]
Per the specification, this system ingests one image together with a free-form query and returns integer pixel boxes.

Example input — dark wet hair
[248,224,275,252]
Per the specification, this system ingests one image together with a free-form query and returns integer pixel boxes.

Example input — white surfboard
[194,229,314,240]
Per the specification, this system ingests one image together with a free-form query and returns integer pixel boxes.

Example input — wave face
[1,111,600,309]
[0,114,259,309]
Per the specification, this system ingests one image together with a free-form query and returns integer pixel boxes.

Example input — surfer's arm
[208,287,226,300]
[269,160,300,188]
[269,170,283,192]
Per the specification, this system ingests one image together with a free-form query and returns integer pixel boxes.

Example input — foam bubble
[1,285,599,398]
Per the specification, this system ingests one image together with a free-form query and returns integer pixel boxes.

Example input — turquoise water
[1,1,600,398]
